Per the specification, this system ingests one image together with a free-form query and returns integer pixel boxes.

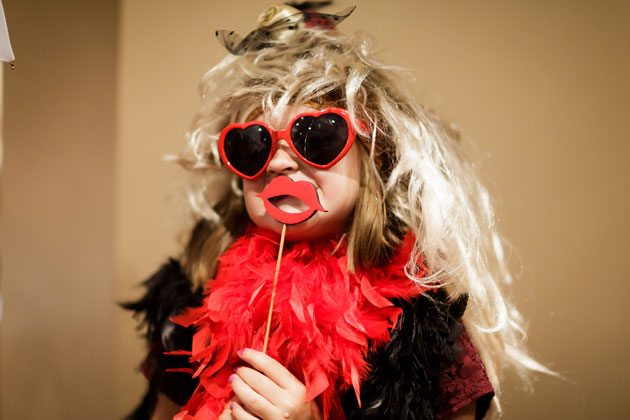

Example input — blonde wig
[174,13,552,415]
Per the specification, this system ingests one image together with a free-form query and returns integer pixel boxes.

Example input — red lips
[257,176,327,224]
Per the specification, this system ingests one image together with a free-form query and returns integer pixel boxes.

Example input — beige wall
[2,0,628,419]
[1,0,117,419]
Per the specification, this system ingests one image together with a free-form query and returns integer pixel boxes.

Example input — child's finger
[237,348,303,392]
[229,373,278,419]
[236,365,286,406]
[229,401,259,420]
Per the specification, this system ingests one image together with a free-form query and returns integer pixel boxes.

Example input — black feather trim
[121,259,203,417]
[121,258,203,346]
[342,291,468,420]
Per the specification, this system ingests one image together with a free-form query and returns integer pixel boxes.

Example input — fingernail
[228,374,235,383]
[230,402,236,410]
[232,366,238,373]
[237,348,244,356]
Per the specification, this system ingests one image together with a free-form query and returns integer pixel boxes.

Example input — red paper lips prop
[257,175,327,224]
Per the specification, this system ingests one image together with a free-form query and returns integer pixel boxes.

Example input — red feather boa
[172,226,427,420]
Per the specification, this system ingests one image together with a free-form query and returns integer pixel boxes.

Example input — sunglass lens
[223,125,272,177]
[291,113,349,165]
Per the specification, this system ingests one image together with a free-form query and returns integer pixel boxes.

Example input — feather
[172,225,428,420]
[360,276,394,308]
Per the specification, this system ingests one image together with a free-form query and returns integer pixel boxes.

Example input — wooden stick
[262,223,287,354]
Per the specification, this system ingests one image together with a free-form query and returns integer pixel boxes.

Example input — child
[125,4,549,420]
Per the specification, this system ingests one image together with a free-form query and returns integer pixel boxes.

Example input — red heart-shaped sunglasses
[218,108,366,180]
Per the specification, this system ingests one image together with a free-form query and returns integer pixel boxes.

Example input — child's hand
[228,348,323,420]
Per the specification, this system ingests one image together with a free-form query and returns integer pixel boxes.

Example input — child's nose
[266,139,299,175]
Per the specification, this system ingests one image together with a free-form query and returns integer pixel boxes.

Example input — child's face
[242,105,362,241]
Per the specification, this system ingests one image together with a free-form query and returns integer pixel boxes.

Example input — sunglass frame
[218,108,364,180]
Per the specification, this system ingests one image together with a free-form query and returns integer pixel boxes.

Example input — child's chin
[285,218,340,242]
[253,213,343,242]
